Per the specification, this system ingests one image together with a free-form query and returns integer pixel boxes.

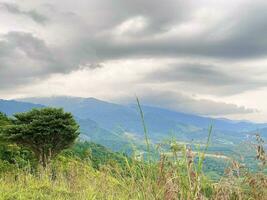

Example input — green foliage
[0,144,36,170]
[1,108,80,167]
[0,112,10,126]
[63,141,130,170]
[0,112,11,137]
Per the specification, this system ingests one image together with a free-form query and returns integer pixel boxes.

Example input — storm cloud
[145,62,267,95]
[0,2,48,24]
[0,31,66,89]
[1,0,267,120]
[129,90,257,116]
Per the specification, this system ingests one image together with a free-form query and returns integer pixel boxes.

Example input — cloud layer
[1,0,267,120]
[0,2,48,24]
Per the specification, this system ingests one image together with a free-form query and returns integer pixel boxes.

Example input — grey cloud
[1,0,267,97]
[91,33,267,61]
[1,0,266,119]
[3,1,267,62]
[120,90,256,116]
[0,30,103,90]
[146,63,238,85]
[69,0,191,33]
[88,63,103,69]
[4,1,267,61]
[145,63,267,95]
[106,0,190,34]
[0,2,48,24]
[81,1,267,60]
[0,32,57,89]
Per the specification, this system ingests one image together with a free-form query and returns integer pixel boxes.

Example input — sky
[1,0,267,122]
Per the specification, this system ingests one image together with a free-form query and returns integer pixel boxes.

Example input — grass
[136,97,151,164]
[0,143,266,200]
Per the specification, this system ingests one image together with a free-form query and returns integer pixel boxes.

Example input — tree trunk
[34,147,52,168]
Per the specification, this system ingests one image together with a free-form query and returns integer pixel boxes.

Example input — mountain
[1,96,266,152]
[78,118,143,152]
[0,99,44,116]
[0,98,140,151]
[18,96,267,145]
[19,96,267,131]
[19,96,142,132]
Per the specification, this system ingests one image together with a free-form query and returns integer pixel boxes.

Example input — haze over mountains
[0,96,266,151]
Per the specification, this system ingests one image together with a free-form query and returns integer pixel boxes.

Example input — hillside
[20,96,266,133]
[1,97,266,155]
[19,96,267,145]
[0,99,44,115]
[0,99,142,152]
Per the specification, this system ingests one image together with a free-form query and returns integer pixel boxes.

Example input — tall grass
[0,144,266,199]
[136,97,151,164]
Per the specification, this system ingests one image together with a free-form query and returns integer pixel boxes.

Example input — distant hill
[19,96,267,131]
[0,99,44,116]
[78,118,143,152]
[0,98,139,151]
[17,96,267,145]
[1,96,266,152]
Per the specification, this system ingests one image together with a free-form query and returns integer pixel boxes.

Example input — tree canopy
[0,112,10,126]
[1,108,80,167]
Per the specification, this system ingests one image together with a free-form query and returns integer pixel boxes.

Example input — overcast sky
[1,0,267,122]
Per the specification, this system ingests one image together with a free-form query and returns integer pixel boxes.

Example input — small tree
[1,108,80,167]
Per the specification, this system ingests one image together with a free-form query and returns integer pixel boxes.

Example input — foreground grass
[0,158,124,200]
[0,144,266,200]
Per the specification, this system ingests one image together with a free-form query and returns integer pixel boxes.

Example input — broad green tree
[1,108,80,167]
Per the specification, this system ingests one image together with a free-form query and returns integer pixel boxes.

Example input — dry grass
[0,139,266,200]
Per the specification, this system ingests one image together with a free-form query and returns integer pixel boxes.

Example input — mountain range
[0,96,266,152]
